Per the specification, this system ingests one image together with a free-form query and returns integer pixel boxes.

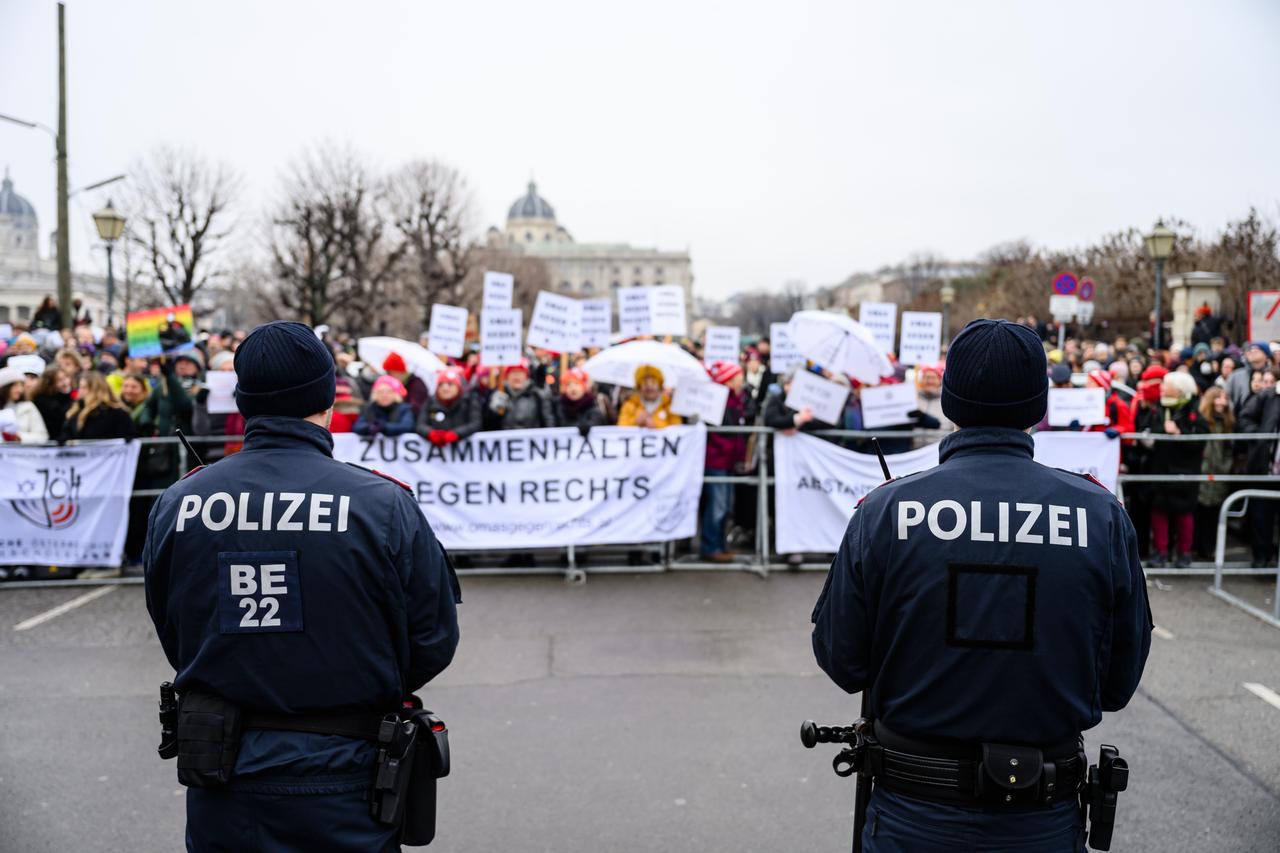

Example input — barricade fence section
[5,429,1280,584]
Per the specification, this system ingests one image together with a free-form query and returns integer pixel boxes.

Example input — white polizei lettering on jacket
[173,492,354,533]
[898,500,925,539]
[970,501,994,542]
[927,500,966,540]
[309,494,333,532]
[1048,505,1072,546]
[1015,503,1043,544]
[277,493,305,531]
[337,495,350,533]
[893,500,1089,547]
[176,495,201,532]
[202,493,235,531]
[236,492,259,531]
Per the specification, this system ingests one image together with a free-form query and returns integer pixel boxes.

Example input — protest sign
[784,370,849,426]
[428,304,468,358]
[703,326,741,366]
[670,381,731,426]
[205,371,238,415]
[618,288,652,337]
[480,309,523,366]
[860,383,918,428]
[483,271,515,310]
[1047,387,1107,427]
[898,311,942,365]
[772,431,1120,553]
[858,302,897,354]
[650,285,688,337]
[331,425,706,550]
[581,299,612,349]
[0,324,12,340]
[769,322,806,374]
[0,440,141,566]
[527,291,583,353]
[126,305,195,358]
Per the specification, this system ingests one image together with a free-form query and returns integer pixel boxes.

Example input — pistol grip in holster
[1084,744,1128,851]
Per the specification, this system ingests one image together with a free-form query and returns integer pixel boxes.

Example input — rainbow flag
[126,304,195,358]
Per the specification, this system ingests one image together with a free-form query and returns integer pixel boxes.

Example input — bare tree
[386,160,476,326]
[123,146,239,307]
[265,146,402,335]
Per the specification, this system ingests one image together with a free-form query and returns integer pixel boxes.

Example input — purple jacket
[705,390,752,470]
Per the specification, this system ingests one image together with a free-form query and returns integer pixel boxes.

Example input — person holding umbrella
[617,365,682,429]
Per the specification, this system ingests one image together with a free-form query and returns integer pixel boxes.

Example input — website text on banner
[773,432,1120,553]
[0,441,141,566]
[332,425,707,549]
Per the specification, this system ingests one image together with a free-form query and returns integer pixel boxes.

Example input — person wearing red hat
[1124,364,1169,560]
[418,367,482,446]
[328,376,364,434]
[556,368,607,437]
[354,375,416,437]
[485,358,555,430]
[381,352,430,419]
[700,361,757,561]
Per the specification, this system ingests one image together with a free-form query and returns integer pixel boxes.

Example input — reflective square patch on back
[217,551,304,634]
[946,563,1036,650]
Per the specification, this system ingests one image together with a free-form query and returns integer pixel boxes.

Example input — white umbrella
[786,310,893,384]
[580,340,711,388]
[357,336,448,379]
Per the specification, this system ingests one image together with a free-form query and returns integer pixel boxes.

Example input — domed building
[0,169,108,328]
[487,179,693,310]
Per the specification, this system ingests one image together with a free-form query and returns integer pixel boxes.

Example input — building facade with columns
[487,181,694,310]
[0,171,108,328]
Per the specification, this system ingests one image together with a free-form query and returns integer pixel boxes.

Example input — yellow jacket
[616,393,682,429]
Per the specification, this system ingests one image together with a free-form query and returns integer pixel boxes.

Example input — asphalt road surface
[1,571,1278,852]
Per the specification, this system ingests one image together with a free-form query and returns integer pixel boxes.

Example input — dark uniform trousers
[144,416,461,853]
[813,427,1152,853]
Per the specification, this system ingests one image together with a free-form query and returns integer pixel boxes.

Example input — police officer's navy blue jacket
[813,427,1152,745]
[144,415,460,851]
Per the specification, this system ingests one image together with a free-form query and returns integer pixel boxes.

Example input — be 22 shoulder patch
[218,550,303,634]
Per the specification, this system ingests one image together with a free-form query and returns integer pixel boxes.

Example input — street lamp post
[92,199,127,329]
[939,283,956,346]
[1143,221,1175,351]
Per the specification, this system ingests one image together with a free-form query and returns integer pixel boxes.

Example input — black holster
[175,691,243,788]
[370,705,451,846]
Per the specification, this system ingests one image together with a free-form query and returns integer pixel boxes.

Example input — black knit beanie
[942,319,1048,430]
[234,321,336,418]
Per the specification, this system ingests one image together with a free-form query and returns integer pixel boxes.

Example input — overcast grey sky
[2,0,1278,299]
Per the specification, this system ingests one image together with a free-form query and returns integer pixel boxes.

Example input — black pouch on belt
[175,692,243,788]
[980,742,1044,804]
[399,709,450,847]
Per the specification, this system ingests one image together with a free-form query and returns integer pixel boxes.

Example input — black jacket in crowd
[1134,400,1207,514]
[33,391,73,438]
[484,384,556,431]
[417,393,483,440]
[60,405,138,441]
[1238,390,1280,475]
[557,393,609,436]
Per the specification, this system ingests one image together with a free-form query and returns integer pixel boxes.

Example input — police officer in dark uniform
[812,319,1152,852]
[144,321,460,852]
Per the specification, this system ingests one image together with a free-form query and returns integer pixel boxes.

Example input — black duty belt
[870,722,1086,807]
[242,710,393,742]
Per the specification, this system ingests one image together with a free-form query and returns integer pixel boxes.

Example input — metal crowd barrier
[1211,490,1280,628]
[6,429,1280,589]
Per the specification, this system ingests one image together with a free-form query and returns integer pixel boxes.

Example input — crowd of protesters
[2,298,1279,574]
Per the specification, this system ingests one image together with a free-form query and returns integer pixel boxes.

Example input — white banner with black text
[773,432,1121,553]
[0,440,141,566]
[332,425,706,550]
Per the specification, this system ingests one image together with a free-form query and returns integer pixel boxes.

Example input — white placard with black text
[428,304,468,359]
[482,271,515,311]
[1047,387,1107,427]
[860,383,918,429]
[649,285,688,337]
[618,289,652,337]
[859,302,897,354]
[480,309,523,366]
[580,299,612,349]
[784,370,849,427]
[670,381,731,426]
[526,291,583,353]
[769,322,806,374]
[703,326,741,366]
[899,311,942,365]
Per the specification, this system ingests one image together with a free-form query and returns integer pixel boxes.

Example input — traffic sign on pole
[1078,277,1096,302]
[1052,272,1079,296]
